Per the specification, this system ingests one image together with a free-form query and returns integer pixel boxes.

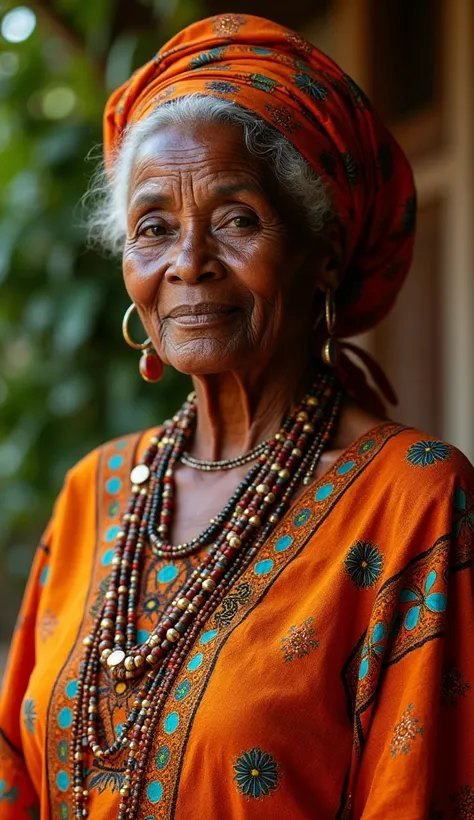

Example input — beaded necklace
[71,369,342,819]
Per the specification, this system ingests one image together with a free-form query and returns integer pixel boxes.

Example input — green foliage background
[0,0,203,636]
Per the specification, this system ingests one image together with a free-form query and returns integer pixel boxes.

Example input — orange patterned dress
[1,422,473,819]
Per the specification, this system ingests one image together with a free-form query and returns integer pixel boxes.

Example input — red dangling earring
[122,303,163,383]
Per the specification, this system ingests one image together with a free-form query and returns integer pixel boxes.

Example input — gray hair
[86,95,334,255]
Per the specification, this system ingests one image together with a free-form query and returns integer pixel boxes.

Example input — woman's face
[123,120,327,376]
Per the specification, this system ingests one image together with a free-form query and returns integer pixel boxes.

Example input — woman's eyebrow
[129,190,173,211]
[213,182,262,197]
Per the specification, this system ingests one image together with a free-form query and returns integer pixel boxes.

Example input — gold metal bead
[149,634,159,647]
[100,649,112,661]
[187,603,198,614]
[278,469,290,480]
[264,493,276,504]
[176,597,189,610]
[303,423,315,434]
[124,656,135,671]
[291,447,302,457]
[82,635,93,647]
[202,578,216,592]
[146,654,157,664]
[166,628,180,643]
[134,655,144,668]
[269,513,280,523]
[249,515,261,527]
[229,535,242,549]
[270,462,280,471]
[256,483,270,494]
[297,411,309,422]
[125,670,135,679]
[100,618,114,630]
[105,591,117,600]
[303,476,312,485]
[275,432,285,441]
[307,396,318,406]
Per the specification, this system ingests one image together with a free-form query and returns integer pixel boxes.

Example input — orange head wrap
[104,14,417,409]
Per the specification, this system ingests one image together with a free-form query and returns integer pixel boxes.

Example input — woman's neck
[189,352,314,461]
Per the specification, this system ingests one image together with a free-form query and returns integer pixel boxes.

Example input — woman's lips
[167,304,238,328]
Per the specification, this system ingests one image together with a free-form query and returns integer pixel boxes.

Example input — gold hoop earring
[321,288,338,367]
[122,303,163,382]
[122,303,151,350]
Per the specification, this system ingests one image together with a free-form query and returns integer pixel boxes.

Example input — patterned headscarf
[104,14,416,400]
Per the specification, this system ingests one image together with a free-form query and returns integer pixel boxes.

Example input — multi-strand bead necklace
[71,369,342,819]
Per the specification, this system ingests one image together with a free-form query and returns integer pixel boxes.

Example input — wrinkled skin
[123,121,380,544]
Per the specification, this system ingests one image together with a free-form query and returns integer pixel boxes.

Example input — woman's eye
[140,224,167,238]
[228,215,258,229]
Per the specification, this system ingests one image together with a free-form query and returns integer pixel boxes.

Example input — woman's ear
[316,220,345,292]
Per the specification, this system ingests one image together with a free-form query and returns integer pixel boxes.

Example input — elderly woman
[1,13,473,820]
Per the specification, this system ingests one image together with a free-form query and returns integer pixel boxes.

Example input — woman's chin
[164,336,250,376]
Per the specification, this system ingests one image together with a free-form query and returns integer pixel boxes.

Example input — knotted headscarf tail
[104,13,416,413]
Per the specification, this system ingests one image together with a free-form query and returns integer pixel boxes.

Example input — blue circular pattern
[274,534,293,552]
[187,652,203,671]
[56,770,70,792]
[136,629,149,644]
[115,440,128,449]
[40,565,50,587]
[254,559,274,576]
[164,712,179,734]
[58,707,73,729]
[175,679,191,702]
[200,629,218,646]
[108,454,124,470]
[337,460,355,476]
[106,477,122,495]
[147,781,163,804]
[156,745,170,771]
[65,680,78,699]
[144,816,156,820]
[315,483,334,502]
[293,508,312,528]
[157,565,179,584]
[101,549,115,567]
[105,525,121,542]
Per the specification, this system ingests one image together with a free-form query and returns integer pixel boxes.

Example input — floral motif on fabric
[264,103,300,133]
[233,747,279,799]
[211,14,246,38]
[343,74,371,109]
[441,663,471,708]
[294,72,328,100]
[189,47,227,68]
[452,784,474,819]
[280,616,319,662]
[38,608,58,642]
[22,698,37,735]
[293,73,328,102]
[390,194,417,241]
[390,703,424,757]
[406,440,451,468]
[359,621,386,680]
[248,73,278,93]
[342,537,450,755]
[399,568,447,630]
[344,541,384,589]
[86,765,124,795]
[285,32,313,54]
[452,486,474,567]
[214,582,253,628]
[204,80,240,95]
[341,152,359,186]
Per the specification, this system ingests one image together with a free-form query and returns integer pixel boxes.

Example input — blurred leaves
[0,0,203,619]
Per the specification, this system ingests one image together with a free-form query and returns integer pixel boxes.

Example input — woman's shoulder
[63,427,160,493]
[372,422,474,492]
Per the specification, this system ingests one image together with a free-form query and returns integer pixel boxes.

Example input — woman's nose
[164,228,225,284]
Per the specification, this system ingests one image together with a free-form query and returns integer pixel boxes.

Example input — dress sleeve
[351,469,474,820]
[0,522,52,818]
